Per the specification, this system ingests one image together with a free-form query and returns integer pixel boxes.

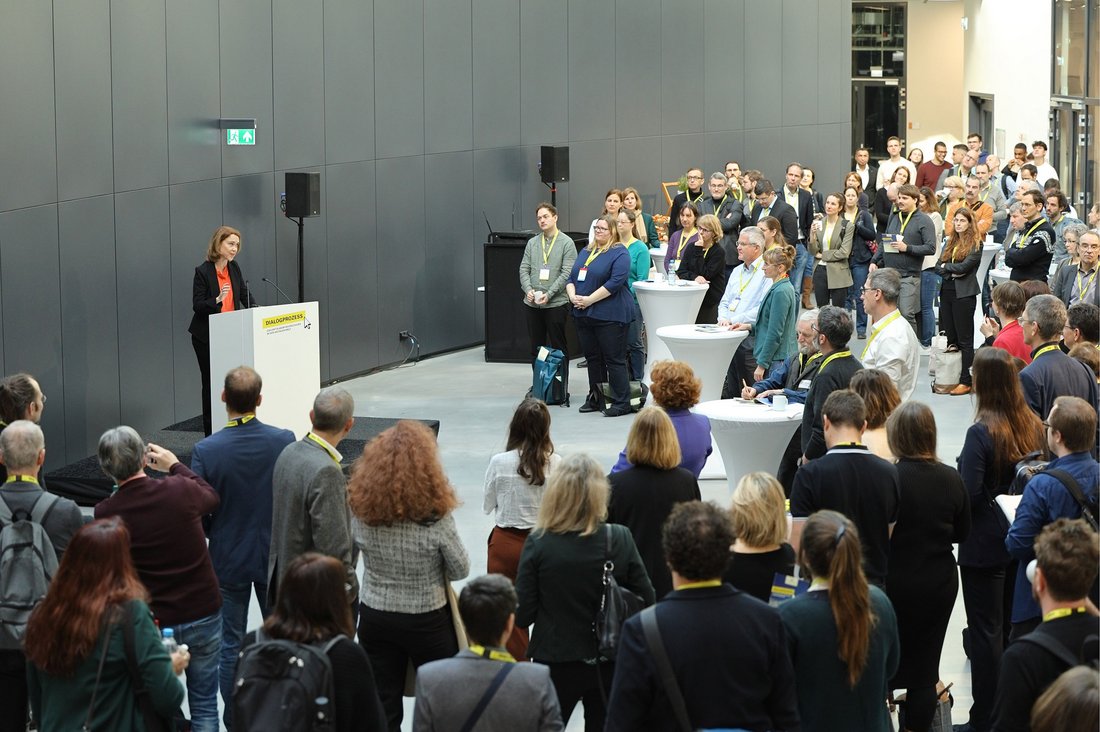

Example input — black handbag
[594,525,645,660]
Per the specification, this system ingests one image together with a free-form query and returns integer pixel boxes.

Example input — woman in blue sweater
[735,244,799,381]
[567,215,635,417]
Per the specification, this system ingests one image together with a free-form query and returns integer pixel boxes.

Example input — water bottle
[162,627,178,654]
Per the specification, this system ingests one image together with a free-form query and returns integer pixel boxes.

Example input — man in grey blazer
[267,386,358,610]
[413,574,563,731]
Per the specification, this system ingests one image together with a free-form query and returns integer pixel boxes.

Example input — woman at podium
[188,225,252,436]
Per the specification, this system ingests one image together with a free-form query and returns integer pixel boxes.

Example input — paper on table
[996,494,1023,524]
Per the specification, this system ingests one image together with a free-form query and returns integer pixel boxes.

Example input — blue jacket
[1018,343,1097,420]
[568,245,634,324]
[1005,452,1100,623]
[191,417,297,584]
[750,351,823,405]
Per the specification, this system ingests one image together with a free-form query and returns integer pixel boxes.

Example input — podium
[208,302,321,437]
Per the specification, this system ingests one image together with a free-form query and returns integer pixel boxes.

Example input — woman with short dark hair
[884,402,971,732]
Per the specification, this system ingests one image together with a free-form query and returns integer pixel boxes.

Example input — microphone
[244,280,254,308]
[261,277,294,304]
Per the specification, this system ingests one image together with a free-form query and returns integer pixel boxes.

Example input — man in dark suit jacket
[854,147,878,196]
[606,502,799,731]
[749,179,799,246]
[781,162,814,245]
[1017,295,1097,419]
[414,575,563,731]
[189,365,296,723]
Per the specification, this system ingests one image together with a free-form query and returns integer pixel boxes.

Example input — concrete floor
[228,338,982,730]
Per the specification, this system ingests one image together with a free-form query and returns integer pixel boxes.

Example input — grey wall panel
[616,137,664,213]
[375,157,425,364]
[568,0,615,142]
[273,0,326,171]
[0,4,56,212]
[325,161,377,377]
[703,0,745,132]
[742,128,783,183]
[743,0,782,131]
[817,0,850,124]
[471,0,517,150]
[781,0,819,126]
[115,188,175,431]
[519,0,568,146]
[661,135,705,197]
[169,180,223,420]
[816,123,851,193]
[424,152,477,350]
[54,0,113,201]
[519,146,556,228]
[614,0,662,138]
[564,140,615,233]
[704,130,746,181]
[660,0,704,135]
[781,126,824,183]
[426,0,473,153]
[166,0,221,185]
[58,196,120,462]
[275,168,329,380]
[111,0,168,192]
[222,173,278,304]
[221,0,274,177]
[0,206,65,468]
[323,0,375,164]
[375,0,425,158]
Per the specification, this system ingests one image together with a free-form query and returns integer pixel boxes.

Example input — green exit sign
[226,129,255,145]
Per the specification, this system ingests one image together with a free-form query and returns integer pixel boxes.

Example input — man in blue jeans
[94,426,224,732]
[191,366,295,727]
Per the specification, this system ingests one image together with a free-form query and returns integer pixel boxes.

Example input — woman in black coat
[885,403,971,732]
[934,206,983,395]
[188,225,252,435]
[676,214,729,324]
[608,406,701,598]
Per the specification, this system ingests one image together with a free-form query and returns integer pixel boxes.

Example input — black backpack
[231,629,342,732]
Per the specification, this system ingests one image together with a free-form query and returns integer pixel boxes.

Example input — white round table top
[982,242,1001,252]
[989,267,1011,281]
[695,398,805,424]
[656,324,748,342]
[634,280,708,294]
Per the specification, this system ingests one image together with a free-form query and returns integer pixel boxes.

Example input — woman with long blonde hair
[723,472,795,602]
[621,186,659,247]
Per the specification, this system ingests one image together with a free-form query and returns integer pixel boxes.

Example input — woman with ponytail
[778,510,900,732]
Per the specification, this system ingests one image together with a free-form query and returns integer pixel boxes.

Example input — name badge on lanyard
[798,379,812,389]
[578,267,588,282]
[539,266,551,281]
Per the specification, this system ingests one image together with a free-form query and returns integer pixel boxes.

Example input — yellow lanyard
[897,210,915,234]
[861,310,903,358]
[674,230,696,259]
[1076,267,1098,300]
[1033,344,1062,360]
[468,644,516,662]
[711,195,727,214]
[225,415,255,428]
[4,475,37,484]
[1017,218,1045,248]
[306,433,341,464]
[690,189,705,204]
[822,219,838,251]
[1052,214,1064,226]
[1043,606,1088,622]
[677,579,722,590]
[799,351,824,370]
[819,350,852,372]
[737,260,761,295]
[584,245,607,268]
[979,186,991,204]
[541,231,559,264]
[731,187,743,202]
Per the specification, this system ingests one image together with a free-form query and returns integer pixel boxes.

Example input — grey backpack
[0,492,59,649]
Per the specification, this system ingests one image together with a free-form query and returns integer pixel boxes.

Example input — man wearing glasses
[859,269,921,401]
[1017,294,1097,420]
[869,184,937,338]
[1004,190,1056,284]
[668,168,706,237]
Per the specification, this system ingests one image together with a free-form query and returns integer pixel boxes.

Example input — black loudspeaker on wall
[540,146,570,184]
[284,172,321,218]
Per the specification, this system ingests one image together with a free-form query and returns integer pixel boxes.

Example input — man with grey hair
[801,305,863,461]
[696,172,743,270]
[1017,294,1097,419]
[860,268,922,399]
[93,426,222,732]
[0,420,83,730]
[718,226,772,396]
[268,386,358,611]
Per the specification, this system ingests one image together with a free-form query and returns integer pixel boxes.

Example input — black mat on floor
[44,415,439,507]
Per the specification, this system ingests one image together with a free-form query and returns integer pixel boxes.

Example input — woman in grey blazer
[807,192,855,307]
[934,206,984,394]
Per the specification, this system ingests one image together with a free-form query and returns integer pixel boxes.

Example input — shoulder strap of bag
[605,523,612,561]
[82,616,114,731]
[640,607,692,732]
[29,491,59,525]
[1044,469,1099,529]
[1018,630,1080,668]
[0,494,13,525]
[121,602,170,732]
[458,663,514,732]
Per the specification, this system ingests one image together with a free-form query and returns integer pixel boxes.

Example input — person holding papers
[870,184,937,338]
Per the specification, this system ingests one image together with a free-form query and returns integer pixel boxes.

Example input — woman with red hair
[24,518,188,731]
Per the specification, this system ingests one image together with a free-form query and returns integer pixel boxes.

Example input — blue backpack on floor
[533,347,569,406]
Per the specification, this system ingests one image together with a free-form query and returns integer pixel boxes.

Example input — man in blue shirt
[190,366,295,726]
[718,226,772,397]
[1006,395,1099,640]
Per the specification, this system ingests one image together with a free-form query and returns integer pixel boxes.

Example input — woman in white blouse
[483,397,559,659]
